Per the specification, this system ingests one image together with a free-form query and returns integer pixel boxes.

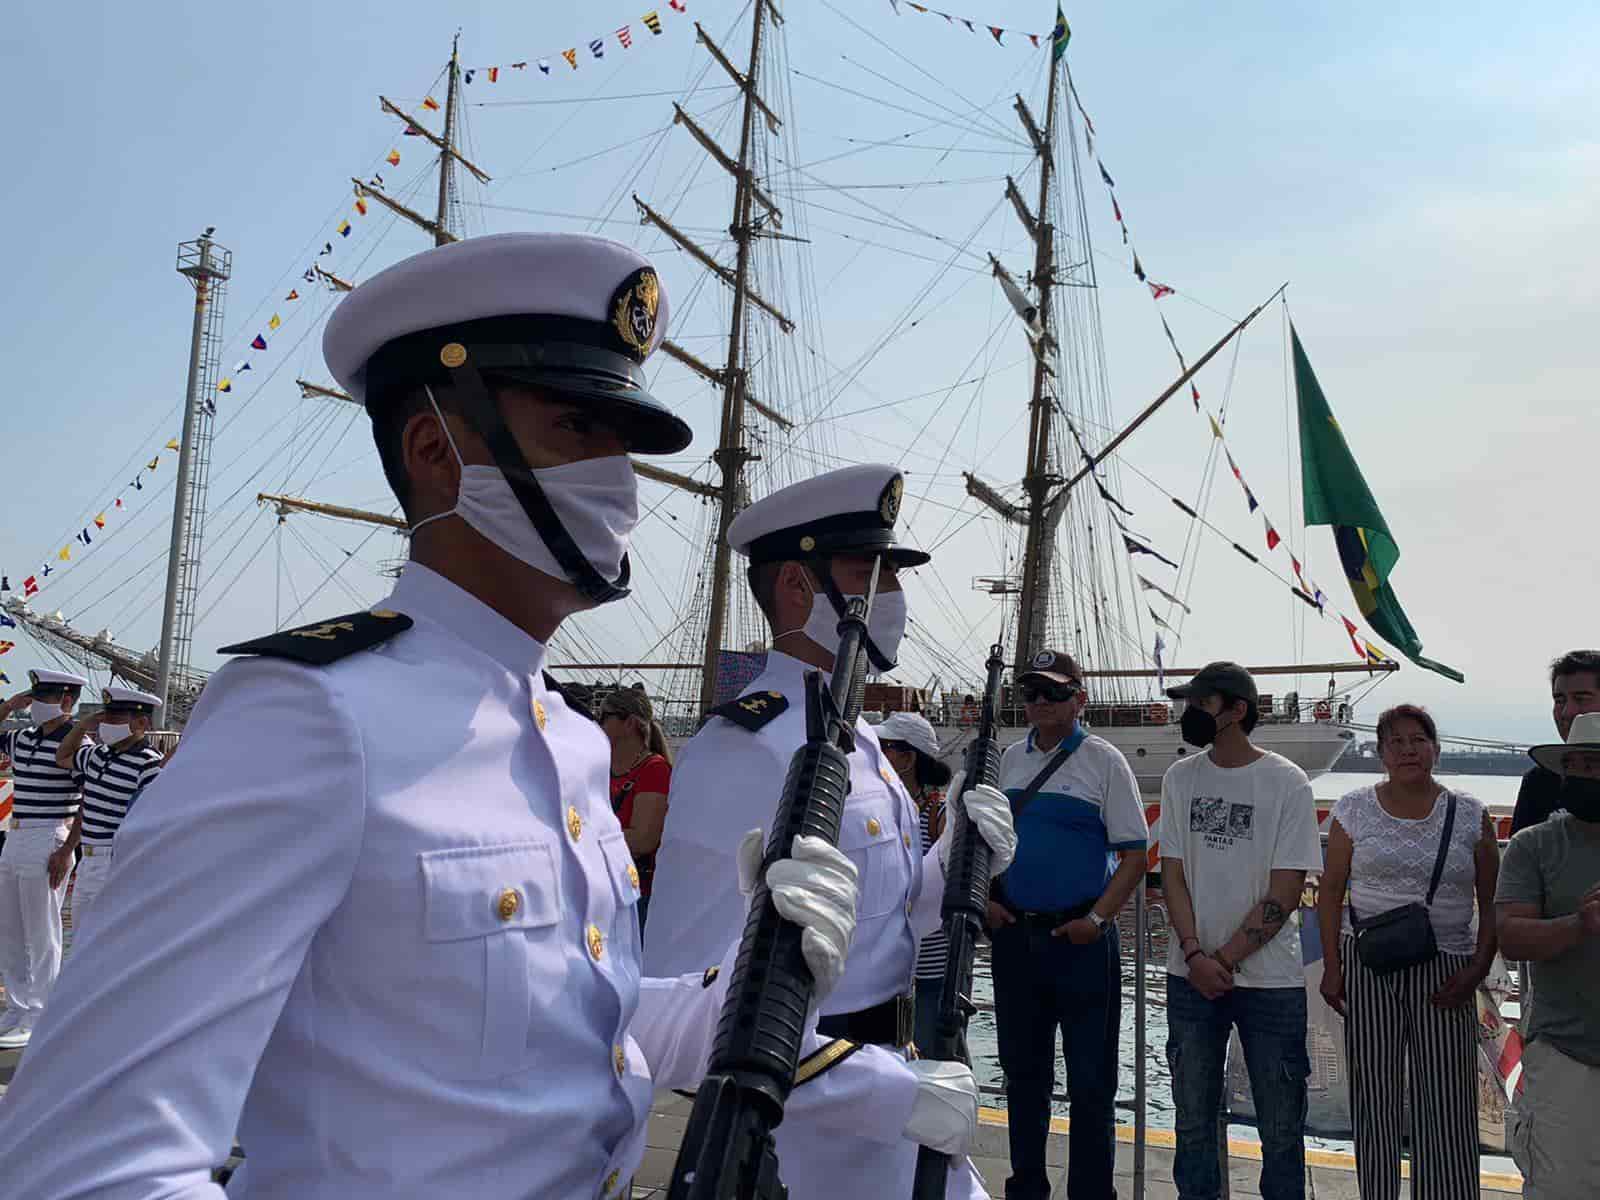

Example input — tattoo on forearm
[1243,899,1289,949]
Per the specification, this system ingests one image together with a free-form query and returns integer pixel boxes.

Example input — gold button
[613,1043,626,1077]
[497,888,521,921]
[903,832,912,849]
[866,818,882,837]
[880,766,895,787]
[567,805,583,841]
[626,863,640,891]
[587,923,605,960]
[603,1169,621,1195]
[533,698,547,731]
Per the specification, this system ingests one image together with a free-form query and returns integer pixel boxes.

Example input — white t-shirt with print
[1157,750,1322,988]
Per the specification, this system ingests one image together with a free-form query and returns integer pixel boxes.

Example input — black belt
[816,993,914,1048]
[1008,898,1096,930]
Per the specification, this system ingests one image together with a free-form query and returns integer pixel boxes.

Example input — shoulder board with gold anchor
[218,609,413,666]
[707,689,789,732]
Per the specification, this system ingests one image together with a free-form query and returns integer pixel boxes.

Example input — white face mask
[410,387,638,587]
[798,583,908,669]
[30,700,64,727]
[99,723,133,746]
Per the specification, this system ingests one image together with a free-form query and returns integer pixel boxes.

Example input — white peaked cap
[103,685,161,712]
[320,233,690,454]
[29,669,88,691]
[726,463,930,568]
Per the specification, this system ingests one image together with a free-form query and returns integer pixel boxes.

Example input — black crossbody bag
[1350,790,1457,975]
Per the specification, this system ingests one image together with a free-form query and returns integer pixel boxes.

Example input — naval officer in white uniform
[646,464,1020,1199]
[0,234,879,1200]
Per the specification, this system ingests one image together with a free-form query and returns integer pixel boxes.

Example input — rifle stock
[666,561,883,1199]
[911,641,1006,1199]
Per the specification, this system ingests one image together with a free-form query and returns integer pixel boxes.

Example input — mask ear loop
[407,384,467,536]
[768,563,819,644]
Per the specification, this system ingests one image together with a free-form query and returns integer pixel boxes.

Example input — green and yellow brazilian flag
[1295,326,1463,682]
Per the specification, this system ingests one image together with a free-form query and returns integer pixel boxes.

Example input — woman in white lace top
[1317,704,1500,1200]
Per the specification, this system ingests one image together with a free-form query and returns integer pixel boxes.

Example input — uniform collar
[387,562,549,677]
[758,650,814,687]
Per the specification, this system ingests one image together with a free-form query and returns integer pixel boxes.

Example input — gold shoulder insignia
[708,690,790,732]
[218,609,413,666]
[701,965,720,989]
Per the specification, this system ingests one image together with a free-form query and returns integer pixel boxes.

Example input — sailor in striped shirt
[54,686,165,932]
[0,668,88,1047]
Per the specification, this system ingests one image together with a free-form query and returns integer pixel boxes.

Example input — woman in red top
[600,684,672,931]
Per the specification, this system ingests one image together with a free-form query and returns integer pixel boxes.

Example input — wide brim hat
[877,711,941,759]
[1530,712,1600,776]
[323,233,692,455]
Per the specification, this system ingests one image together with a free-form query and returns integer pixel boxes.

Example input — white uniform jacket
[0,566,915,1200]
[646,650,988,1199]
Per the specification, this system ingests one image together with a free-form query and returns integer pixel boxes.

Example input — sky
[2,1,1597,747]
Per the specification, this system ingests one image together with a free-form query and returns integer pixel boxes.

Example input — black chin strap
[445,364,630,605]
[809,554,896,673]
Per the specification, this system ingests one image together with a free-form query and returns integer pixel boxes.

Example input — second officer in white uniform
[0,234,874,1200]
[647,464,1020,1200]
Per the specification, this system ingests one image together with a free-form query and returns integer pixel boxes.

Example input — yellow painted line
[975,1106,1522,1193]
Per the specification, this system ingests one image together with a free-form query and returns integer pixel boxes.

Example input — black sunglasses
[1021,682,1080,704]
[879,739,913,754]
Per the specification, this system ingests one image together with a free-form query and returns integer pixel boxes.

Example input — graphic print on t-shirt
[1190,796,1254,847]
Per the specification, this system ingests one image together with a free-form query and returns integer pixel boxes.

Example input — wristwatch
[1087,911,1109,936]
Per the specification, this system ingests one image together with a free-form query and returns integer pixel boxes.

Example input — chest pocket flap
[836,808,904,919]
[420,840,562,941]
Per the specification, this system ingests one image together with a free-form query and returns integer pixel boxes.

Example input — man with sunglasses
[647,463,1019,1200]
[0,668,89,1047]
[988,649,1147,1200]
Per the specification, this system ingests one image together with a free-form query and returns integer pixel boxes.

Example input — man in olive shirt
[1510,650,1600,834]
[1496,713,1600,1197]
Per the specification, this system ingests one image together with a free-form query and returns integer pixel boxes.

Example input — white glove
[903,1059,980,1156]
[935,784,1017,878]
[736,828,860,1003]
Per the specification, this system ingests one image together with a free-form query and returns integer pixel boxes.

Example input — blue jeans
[991,920,1121,1200]
[1165,975,1309,1200]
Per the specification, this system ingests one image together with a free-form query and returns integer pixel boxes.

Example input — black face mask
[1561,776,1600,822]
[1181,706,1219,749]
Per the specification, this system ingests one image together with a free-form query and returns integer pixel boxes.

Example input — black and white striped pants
[1341,935,1480,1199]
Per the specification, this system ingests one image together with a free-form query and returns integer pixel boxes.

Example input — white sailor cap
[29,669,88,693]
[102,685,161,713]
[322,233,690,454]
[727,463,930,568]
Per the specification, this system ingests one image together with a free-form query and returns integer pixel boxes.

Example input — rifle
[666,557,885,1200]
[911,640,1006,1199]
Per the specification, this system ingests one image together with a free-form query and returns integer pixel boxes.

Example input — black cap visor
[489,364,692,455]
